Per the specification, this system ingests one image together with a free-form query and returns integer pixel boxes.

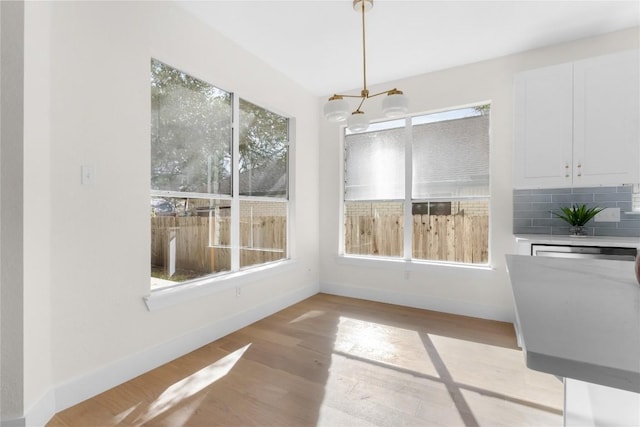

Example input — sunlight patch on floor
[333,316,437,376]
[113,402,141,425]
[288,310,326,324]
[134,343,251,424]
[427,334,563,411]
[316,317,563,426]
[461,388,562,426]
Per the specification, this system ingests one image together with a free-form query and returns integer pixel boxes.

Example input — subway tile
[536,188,573,195]
[531,202,568,212]
[513,226,552,234]
[616,186,634,193]
[592,222,618,229]
[532,218,565,227]
[513,218,533,227]
[514,194,552,203]
[550,226,573,235]
[513,189,534,196]
[513,210,552,219]
[595,193,632,202]
[592,202,618,209]
[618,202,633,212]
[552,194,596,203]
[513,202,533,212]
[572,186,616,194]
[618,220,640,229]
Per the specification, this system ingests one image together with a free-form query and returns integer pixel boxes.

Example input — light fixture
[323,0,409,132]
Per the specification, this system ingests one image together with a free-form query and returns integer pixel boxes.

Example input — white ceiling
[176,1,640,96]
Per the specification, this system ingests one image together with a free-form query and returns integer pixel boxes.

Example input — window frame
[148,59,293,306]
[340,104,491,268]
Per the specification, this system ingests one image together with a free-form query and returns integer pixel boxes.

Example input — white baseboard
[21,388,55,427]
[23,284,318,427]
[320,281,514,323]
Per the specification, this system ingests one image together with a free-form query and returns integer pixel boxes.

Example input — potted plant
[552,204,604,236]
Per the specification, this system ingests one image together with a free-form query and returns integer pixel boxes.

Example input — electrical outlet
[594,207,620,222]
[235,286,241,297]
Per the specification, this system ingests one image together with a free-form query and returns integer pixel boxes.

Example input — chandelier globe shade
[323,96,350,122]
[347,111,370,133]
[382,90,409,118]
[323,0,408,132]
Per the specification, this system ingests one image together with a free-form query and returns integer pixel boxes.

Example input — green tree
[151,59,232,194]
[151,59,288,197]
[239,99,288,196]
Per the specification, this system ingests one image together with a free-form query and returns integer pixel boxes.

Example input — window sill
[335,254,495,272]
[144,259,297,311]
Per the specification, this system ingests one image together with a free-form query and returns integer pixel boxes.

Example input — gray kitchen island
[506,254,640,426]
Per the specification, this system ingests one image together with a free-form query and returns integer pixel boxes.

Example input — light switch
[81,165,94,186]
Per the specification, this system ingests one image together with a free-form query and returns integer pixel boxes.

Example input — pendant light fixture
[323,0,409,132]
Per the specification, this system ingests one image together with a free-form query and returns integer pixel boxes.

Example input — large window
[151,59,289,289]
[344,106,490,265]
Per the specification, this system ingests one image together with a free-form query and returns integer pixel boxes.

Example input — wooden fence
[345,214,489,264]
[151,213,489,279]
[151,216,286,278]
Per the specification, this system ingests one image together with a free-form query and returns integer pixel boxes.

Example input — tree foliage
[151,59,288,197]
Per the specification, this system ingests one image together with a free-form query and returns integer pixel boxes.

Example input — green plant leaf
[552,204,604,226]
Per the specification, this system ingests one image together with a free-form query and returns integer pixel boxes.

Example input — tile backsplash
[513,186,640,237]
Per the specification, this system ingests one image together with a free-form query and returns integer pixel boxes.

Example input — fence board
[152,213,488,281]
[345,214,488,264]
[151,216,286,277]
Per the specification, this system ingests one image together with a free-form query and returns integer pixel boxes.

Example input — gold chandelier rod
[327,0,405,116]
[360,0,368,99]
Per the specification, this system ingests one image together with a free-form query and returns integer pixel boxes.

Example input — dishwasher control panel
[531,244,637,261]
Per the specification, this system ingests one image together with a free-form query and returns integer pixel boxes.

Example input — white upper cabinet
[514,63,574,188]
[514,50,639,189]
[574,51,639,186]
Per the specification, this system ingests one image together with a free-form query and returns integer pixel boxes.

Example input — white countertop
[505,254,640,393]
[515,234,640,248]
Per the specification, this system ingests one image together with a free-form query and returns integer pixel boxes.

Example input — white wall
[21,1,319,423]
[23,1,53,423]
[319,27,640,322]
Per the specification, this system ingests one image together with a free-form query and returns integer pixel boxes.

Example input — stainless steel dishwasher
[531,244,637,261]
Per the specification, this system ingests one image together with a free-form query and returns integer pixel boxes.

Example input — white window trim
[144,259,297,311]
[148,63,293,307]
[403,117,413,261]
[339,104,492,267]
[335,254,495,272]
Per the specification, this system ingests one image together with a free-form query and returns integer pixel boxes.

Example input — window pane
[240,200,287,268]
[239,99,288,198]
[151,59,232,195]
[412,108,490,198]
[345,127,405,201]
[344,201,403,257]
[151,197,231,289]
[412,199,489,264]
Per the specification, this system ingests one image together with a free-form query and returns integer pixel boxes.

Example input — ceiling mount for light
[323,0,409,132]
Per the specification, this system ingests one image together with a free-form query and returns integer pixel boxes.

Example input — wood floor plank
[47,293,563,426]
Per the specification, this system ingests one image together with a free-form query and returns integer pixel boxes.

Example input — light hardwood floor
[47,293,563,426]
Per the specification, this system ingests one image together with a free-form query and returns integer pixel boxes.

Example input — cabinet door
[574,50,640,186]
[514,63,574,189]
